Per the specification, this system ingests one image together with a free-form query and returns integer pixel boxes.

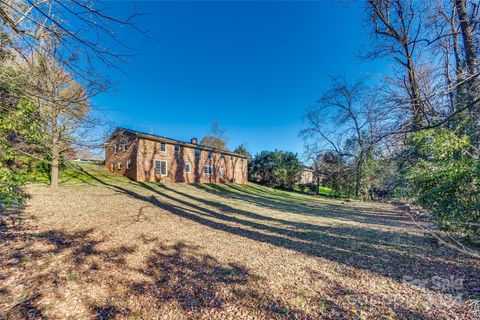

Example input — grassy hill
[1,163,479,319]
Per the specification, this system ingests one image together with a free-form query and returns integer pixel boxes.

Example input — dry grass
[1,163,479,319]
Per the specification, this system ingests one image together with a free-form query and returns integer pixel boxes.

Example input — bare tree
[0,1,142,192]
[455,0,478,84]
[366,0,429,129]
[301,76,382,197]
[0,1,142,71]
[453,0,480,145]
[201,120,229,150]
[0,0,143,124]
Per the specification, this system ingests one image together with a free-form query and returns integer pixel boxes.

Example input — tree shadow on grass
[1,210,137,318]
[128,242,271,315]
[2,212,318,319]
[85,241,325,319]
[73,166,480,301]
[63,167,480,312]
[124,181,479,300]
[192,183,415,228]
[155,183,427,251]
[0,170,320,318]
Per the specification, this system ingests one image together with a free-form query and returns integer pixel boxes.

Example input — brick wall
[136,138,248,184]
[104,131,138,180]
[297,170,314,185]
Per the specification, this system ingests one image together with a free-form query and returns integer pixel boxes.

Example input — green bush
[408,129,479,237]
[249,150,302,189]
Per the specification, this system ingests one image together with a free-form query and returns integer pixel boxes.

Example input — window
[114,144,118,154]
[160,143,166,152]
[230,155,234,161]
[155,160,167,176]
[123,144,128,151]
[117,161,122,170]
[208,151,212,159]
[185,163,191,173]
[203,165,213,175]
[174,144,181,153]
[220,154,225,159]
[126,159,131,169]
[220,166,225,177]
[195,149,201,158]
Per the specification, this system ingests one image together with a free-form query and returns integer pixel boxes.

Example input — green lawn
[294,184,334,196]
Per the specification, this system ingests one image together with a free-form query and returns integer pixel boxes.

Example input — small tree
[18,52,92,190]
[315,152,355,198]
[233,144,251,158]
[201,120,229,150]
[301,76,382,198]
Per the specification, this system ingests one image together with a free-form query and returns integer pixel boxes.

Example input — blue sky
[94,1,386,159]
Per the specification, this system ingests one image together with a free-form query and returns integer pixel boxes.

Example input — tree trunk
[455,0,479,148]
[405,50,424,129]
[455,0,478,79]
[354,163,362,198]
[50,133,59,191]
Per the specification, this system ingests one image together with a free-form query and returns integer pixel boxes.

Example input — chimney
[191,137,198,144]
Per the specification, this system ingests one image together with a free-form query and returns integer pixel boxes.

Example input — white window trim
[117,161,122,170]
[160,142,167,153]
[220,166,225,177]
[155,160,168,176]
[203,165,213,175]
[185,162,191,173]
[126,159,131,169]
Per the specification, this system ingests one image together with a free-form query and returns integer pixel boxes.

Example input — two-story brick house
[104,127,248,184]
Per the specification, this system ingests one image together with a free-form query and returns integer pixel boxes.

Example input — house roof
[300,166,314,172]
[108,127,249,159]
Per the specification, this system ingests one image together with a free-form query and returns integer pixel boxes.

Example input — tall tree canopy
[249,150,302,190]
[302,0,480,236]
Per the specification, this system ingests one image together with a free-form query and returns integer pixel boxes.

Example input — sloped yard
[1,163,479,319]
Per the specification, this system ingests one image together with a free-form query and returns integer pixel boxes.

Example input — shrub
[408,129,479,237]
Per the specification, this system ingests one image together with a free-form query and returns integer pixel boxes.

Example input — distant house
[104,127,248,184]
[297,166,314,185]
